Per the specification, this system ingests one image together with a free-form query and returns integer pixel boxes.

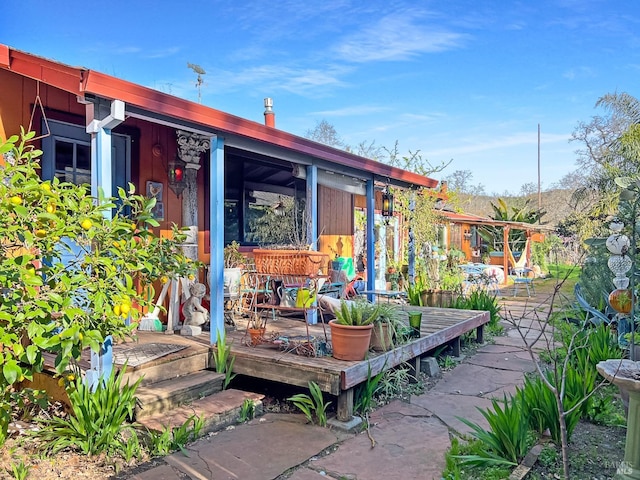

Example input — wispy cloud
[562,66,595,80]
[144,47,180,59]
[311,105,391,117]
[212,64,352,97]
[333,10,467,62]
[426,132,570,157]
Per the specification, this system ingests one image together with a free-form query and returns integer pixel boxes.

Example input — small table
[360,289,406,304]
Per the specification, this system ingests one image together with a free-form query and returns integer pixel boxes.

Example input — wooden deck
[49,306,489,422]
[226,305,489,420]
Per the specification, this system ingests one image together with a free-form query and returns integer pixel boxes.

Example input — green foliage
[0,130,196,445]
[147,414,204,457]
[287,381,331,427]
[8,460,29,480]
[449,290,502,336]
[122,433,142,463]
[238,398,256,422]
[212,329,236,389]
[516,369,582,444]
[34,364,142,456]
[457,394,531,467]
[354,362,385,414]
[587,385,626,426]
[406,275,426,306]
[334,300,380,326]
[375,364,416,400]
[443,437,512,480]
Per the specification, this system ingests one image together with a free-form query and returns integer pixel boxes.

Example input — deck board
[225,306,490,395]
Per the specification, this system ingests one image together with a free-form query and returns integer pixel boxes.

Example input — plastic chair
[512,268,535,297]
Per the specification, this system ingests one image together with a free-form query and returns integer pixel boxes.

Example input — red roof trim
[2,44,437,188]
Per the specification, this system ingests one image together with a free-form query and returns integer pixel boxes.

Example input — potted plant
[370,303,402,351]
[224,241,245,296]
[246,313,267,346]
[329,300,379,360]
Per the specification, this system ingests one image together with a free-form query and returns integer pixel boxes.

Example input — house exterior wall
[318,185,354,260]
[0,68,84,144]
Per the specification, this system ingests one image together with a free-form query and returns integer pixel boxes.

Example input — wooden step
[135,370,224,419]
[124,348,211,386]
[137,388,265,435]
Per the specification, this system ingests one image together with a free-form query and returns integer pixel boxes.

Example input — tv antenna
[187,62,206,103]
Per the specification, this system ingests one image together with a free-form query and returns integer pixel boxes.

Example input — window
[54,139,91,185]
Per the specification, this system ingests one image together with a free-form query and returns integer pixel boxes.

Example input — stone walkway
[129,294,553,480]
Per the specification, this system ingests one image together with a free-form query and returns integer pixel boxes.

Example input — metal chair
[512,267,535,297]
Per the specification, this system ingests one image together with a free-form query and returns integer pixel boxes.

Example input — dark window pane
[55,141,73,172]
[76,144,90,170]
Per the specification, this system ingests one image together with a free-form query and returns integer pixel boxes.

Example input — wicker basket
[252,249,329,275]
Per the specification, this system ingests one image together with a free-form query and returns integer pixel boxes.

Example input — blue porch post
[85,99,124,389]
[306,165,318,249]
[366,179,375,301]
[306,165,319,324]
[209,135,225,344]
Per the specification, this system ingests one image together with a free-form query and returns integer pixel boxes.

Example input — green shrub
[212,329,236,389]
[457,394,531,467]
[287,381,331,427]
[0,130,196,446]
[354,363,384,415]
[34,365,142,456]
[147,414,204,456]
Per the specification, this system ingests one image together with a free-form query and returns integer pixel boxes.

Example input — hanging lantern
[382,191,394,217]
[167,156,187,196]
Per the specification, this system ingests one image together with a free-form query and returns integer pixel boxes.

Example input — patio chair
[512,267,535,297]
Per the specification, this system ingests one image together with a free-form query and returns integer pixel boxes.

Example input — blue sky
[4,0,640,194]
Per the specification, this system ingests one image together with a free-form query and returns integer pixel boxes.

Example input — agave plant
[334,300,380,326]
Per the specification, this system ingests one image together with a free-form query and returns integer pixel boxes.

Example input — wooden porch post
[210,135,225,345]
[502,226,510,282]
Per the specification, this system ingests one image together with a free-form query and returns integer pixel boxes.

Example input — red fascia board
[2,48,83,95]
[0,45,9,68]
[83,71,438,189]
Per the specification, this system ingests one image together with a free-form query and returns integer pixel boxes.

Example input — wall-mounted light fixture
[167,156,187,197]
[382,189,394,217]
[463,228,472,240]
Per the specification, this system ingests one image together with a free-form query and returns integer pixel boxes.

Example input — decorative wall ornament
[176,130,210,165]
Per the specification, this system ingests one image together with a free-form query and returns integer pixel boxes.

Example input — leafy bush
[287,381,331,427]
[34,365,142,456]
[354,363,384,415]
[146,414,204,457]
[0,130,196,445]
[212,329,236,389]
[457,394,531,467]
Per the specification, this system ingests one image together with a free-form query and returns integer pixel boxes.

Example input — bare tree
[305,120,345,148]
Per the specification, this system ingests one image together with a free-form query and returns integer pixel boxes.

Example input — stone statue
[183,282,209,328]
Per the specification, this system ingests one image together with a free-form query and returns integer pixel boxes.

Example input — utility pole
[537,123,541,223]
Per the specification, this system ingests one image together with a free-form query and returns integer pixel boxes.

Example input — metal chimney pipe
[264,97,275,128]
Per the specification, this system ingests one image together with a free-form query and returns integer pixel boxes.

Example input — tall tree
[563,92,640,241]
[305,119,345,148]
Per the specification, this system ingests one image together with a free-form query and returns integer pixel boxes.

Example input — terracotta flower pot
[370,322,393,351]
[329,320,373,361]
[247,327,266,346]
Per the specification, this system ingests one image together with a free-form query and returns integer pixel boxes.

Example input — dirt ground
[527,421,627,480]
